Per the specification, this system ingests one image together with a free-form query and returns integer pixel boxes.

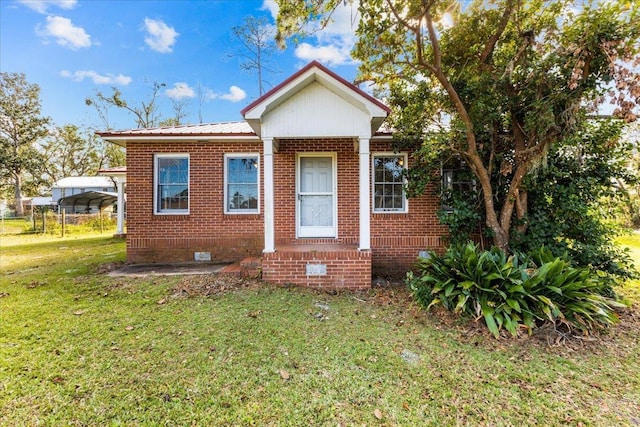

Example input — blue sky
[0,0,362,130]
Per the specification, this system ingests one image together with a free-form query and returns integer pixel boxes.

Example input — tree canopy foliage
[276,0,640,251]
[39,124,124,184]
[0,73,126,214]
[0,72,50,216]
[513,119,637,280]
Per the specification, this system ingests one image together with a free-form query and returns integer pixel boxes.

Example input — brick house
[99,61,448,289]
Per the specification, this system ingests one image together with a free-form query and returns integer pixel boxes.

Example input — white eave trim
[102,135,261,147]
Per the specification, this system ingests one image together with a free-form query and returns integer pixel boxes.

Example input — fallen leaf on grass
[247,310,261,318]
[374,408,383,419]
[403,402,410,410]
[279,369,290,380]
[73,310,85,316]
[124,326,134,331]
[52,376,65,384]
[157,298,166,305]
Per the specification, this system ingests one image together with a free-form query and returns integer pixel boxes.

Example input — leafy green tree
[513,118,637,279]
[0,72,50,216]
[40,125,102,183]
[276,0,640,251]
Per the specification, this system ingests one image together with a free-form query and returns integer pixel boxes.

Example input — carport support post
[61,208,65,237]
[116,178,125,235]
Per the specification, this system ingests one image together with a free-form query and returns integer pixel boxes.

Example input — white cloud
[260,0,278,20]
[295,42,351,66]
[60,70,132,85]
[293,1,359,66]
[166,82,195,100]
[206,86,247,103]
[260,0,357,66]
[143,18,179,53]
[36,15,91,49]
[17,0,76,14]
[221,86,247,102]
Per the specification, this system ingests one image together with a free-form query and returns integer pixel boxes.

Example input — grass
[1,217,31,235]
[1,232,639,426]
[616,231,640,302]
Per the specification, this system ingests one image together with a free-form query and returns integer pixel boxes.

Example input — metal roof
[98,121,255,138]
[53,176,115,189]
[57,191,118,209]
[98,166,126,174]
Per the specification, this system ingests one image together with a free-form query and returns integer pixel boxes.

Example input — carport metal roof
[57,191,118,210]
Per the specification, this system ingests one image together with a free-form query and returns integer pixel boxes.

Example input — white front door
[297,155,336,238]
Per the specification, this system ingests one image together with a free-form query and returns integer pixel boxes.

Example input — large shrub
[512,119,637,282]
[407,243,625,338]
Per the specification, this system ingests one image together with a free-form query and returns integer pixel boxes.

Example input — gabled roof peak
[241,61,389,117]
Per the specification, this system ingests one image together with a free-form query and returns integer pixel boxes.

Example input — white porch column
[358,137,371,251]
[263,138,275,253]
[116,178,126,236]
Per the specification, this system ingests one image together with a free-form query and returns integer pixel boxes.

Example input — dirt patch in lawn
[170,274,265,297]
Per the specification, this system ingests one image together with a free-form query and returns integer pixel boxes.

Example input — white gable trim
[243,61,389,138]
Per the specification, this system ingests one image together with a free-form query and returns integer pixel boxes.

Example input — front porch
[262,244,372,289]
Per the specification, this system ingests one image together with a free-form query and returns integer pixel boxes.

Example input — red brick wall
[369,141,449,277]
[125,141,264,263]
[270,138,447,278]
[125,138,448,280]
[370,142,448,276]
[273,138,360,244]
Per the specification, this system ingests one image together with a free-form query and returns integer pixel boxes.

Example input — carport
[57,191,118,214]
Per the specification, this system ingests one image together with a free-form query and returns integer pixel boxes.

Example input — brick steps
[219,256,262,278]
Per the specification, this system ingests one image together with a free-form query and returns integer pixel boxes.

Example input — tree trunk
[14,173,24,217]
[465,151,510,251]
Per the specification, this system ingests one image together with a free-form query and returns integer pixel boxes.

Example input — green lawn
[617,232,640,302]
[1,232,639,426]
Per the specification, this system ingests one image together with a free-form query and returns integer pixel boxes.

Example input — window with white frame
[225,154,259,213]
[373,154,407,212]
[154,154,189,214]
[441,157,476,212]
